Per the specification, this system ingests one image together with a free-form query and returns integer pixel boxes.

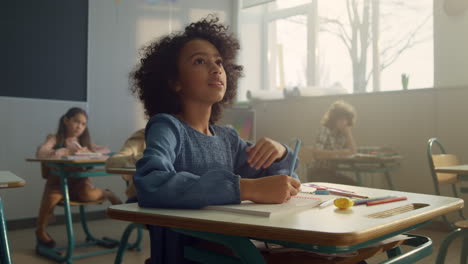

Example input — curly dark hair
[130,15,243,123]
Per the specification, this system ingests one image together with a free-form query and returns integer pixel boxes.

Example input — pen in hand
[289,139,301,176]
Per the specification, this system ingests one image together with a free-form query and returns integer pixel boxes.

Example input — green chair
[428,138,468,264]
[427,138,467,228]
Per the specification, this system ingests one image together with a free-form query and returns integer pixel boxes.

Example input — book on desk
[204,193,332,217]
[61,153,109,160]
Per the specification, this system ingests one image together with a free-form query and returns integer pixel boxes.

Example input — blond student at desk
[105,129,145,201]
[35,107,122,248]
[130,16,305,264]
[309,100,358,185]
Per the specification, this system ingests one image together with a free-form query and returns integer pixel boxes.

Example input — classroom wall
[1,0,234,221]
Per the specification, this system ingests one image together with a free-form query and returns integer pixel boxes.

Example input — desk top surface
[26,158,108,164]
[106,167,136,175]
[108,182,462,246]
[329,155,403,163]
[435,165,468,174]
[0,171,26,189]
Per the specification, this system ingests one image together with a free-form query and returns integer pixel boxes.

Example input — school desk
[434,165,468,179]
[26,158,140,264]
[107,182,463,264]
[328,155,403,190]
[0,171,25,264]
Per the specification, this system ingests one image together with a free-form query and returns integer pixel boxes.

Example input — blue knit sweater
[134,113,298,209]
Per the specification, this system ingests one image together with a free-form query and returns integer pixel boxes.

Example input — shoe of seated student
[36,231,56,248]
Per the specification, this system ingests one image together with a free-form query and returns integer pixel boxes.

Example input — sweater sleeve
[229,128,299,180]
[134,115,241,209]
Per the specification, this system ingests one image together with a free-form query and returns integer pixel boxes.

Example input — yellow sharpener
[334,197,354,210]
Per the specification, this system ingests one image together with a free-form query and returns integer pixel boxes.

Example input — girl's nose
[210,62,222,75]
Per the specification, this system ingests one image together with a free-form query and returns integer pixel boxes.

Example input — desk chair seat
[58,198,106,206]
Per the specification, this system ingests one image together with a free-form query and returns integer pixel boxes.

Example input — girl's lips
[208,81,225,87]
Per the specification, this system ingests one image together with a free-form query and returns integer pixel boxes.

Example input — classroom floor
[8,219,462,264]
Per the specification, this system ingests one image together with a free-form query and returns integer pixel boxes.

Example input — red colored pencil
[367,196,407,206]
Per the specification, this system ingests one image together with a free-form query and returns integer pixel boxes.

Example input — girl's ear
[169,80,182,92]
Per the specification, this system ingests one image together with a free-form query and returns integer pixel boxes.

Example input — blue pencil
[289,139,302,176]
[353,196,395,206]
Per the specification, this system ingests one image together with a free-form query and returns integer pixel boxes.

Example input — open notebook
[204,193,332,217]
[62,153,108,160]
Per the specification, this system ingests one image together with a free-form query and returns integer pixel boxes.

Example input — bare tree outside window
[319,0,432,93]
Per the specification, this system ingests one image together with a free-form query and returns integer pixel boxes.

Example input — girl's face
[335,118,349,132]
[64,113,87,138]
[175,39,227,106]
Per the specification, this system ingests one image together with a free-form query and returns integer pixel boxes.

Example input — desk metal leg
[460,235,468,264]
[384,171,395,190]
[114,223,144,264]
[36,169,76,263]
[61,171,75,264]
[379,235,432,264]
[0,198,12,264]
[381,163,396,190]
[352,163,363,186]
[436,227,467,264]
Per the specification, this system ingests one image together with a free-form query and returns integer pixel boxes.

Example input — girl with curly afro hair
[307,100,359,185]
[131,16,301,263]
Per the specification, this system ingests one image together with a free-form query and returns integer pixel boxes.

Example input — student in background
[308,100,358,185]
[105,129,145,201]
[131,16,300,264]
[35,107,122,247]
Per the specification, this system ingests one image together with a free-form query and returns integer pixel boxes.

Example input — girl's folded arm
[36,134,70,159]
[231,129,299,180]
[134,117,241,209]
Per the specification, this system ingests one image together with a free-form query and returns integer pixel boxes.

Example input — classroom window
[268,15,308,91]
[237,0,434,100]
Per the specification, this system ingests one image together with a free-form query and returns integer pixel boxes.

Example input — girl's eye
[194,58,205,65]
[216,59,223,66]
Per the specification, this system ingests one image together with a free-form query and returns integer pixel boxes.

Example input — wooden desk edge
[105,168,136,175]
[434,168,468,174]
[26,158,108,164]
[107,200,463,247]
[0,181,26,189]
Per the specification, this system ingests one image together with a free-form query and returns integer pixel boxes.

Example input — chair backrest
[432,154,460,184]
[427,138,461,196]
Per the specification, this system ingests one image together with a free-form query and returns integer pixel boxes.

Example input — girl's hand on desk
[240,175,301,204]
[75,147,91,153]
[246,137,287,170]
[66,138,82,153]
